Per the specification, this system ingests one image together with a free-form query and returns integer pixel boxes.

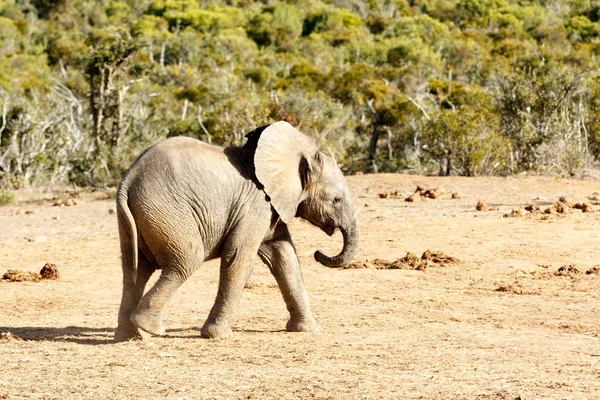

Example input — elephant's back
[120,136,268,262]
[148,136,227,165]
[125,136,250,205]
[130,136,239,182]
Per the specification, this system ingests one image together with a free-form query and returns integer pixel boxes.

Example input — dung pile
[543,196,596,214]
[553,264,600,277]
[345,250,460,270]
[378,190,406,199]
[2,270,42,282]
[586,266,600,275]
[53,198,80,207]
[503,196,596,218]
[3,264,60,282]
[573,202,594,213]
[505,209,526,217]
[495,283,530,295]
[421,249,460,266]
[554,264,581,277]
[476,200,499,211]
[377,186,445,202]
[40,263,60,279]
[546,200,571,214]
[405,186,445,202]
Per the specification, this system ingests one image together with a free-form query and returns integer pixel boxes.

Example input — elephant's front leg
[258,223,320,333]
[201,230,261,339]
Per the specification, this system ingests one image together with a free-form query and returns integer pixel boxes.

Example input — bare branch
[407,96,431,121]
[0,95,7,138]
[182,99,188,121]
[196,105,211,144]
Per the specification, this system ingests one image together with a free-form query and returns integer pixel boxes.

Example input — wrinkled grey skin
[114,122,359,342]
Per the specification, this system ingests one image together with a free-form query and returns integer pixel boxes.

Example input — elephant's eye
[333,196,342,205]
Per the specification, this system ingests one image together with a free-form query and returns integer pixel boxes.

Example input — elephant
[114,121,359,342]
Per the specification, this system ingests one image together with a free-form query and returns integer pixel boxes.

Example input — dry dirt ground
[2,174,600,399]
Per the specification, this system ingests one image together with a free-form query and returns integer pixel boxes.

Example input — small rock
[414,185,427,195]
[26,236,48,243]
[558,196,574,207]
[524,204,539,212]
[0,332,23,342]
[108,208,116,215]
[451,192,463,199]
[476,200,489,211]
[405,192,422,202]
[423,188,444,199]
[24,210,38,215]
[555,265,581,276]
[544,202,570,214]
[54,198,79,207]
[574,202,594,213]
[586,266,600,275]
[504,208,526,218]
[40,263,59,280]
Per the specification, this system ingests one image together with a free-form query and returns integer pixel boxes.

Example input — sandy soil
[1,174,600,399]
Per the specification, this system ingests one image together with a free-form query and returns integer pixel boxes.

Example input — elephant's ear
[254,121,318,224]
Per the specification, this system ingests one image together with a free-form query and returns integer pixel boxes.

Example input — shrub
[0,191,15,205]
[247,2,303,48]
[422,106,510,176]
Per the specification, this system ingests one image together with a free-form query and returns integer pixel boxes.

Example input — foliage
[422,106,510,176]
[0,0,599,187]
[494,65,588,174]
[0,190,14,205]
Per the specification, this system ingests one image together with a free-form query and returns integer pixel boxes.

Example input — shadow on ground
[1,326,293,344]
[1,326,115,345]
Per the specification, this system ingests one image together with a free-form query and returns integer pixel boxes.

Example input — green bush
[423,106,510,176]
[302,3,364,45]
[565,15,597,41]
[247,3,303,48]
[0,191,15,206]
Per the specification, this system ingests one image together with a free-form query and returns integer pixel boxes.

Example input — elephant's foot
[286,317,321,333]
[201,320,232,339]
[114,324,143,342]
[131,308,166,336]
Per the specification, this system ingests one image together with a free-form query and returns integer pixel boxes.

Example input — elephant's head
[253,121,359,267]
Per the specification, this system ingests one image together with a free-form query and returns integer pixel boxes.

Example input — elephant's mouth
[324,224,336,236]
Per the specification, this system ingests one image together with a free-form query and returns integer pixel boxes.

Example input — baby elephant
[114,121,359,342]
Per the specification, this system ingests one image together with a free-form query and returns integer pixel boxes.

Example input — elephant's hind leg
[131,239,204,336]
[115,253,157,342]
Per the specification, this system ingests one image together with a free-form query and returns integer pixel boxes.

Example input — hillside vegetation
[1,0,599,186]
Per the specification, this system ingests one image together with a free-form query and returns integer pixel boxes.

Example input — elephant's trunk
[314,217,359,268]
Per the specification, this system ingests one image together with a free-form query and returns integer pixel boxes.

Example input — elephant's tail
[116,181,138,285]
